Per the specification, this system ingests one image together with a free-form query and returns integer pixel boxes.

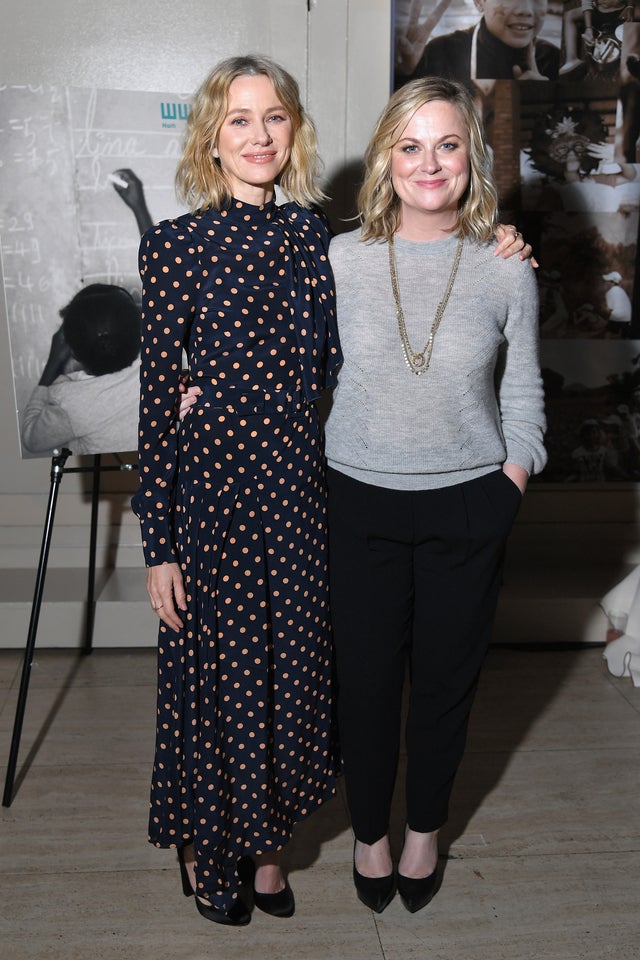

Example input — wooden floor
[1,645,638,960]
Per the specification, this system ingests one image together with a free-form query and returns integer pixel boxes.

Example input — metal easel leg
[83,454,101,655]
[2,448,71,807]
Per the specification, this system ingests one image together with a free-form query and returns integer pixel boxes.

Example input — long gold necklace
[388,234,464,375]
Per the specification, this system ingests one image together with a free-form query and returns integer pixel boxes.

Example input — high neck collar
[222,196,277,222]
[197,196,278,227]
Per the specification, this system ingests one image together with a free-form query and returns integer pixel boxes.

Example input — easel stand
[2,447,134,807]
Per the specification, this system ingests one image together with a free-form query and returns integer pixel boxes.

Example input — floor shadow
[283,778,352,877]
[445,644,593,865]
[4,650,85,804]
[389,644,587,869]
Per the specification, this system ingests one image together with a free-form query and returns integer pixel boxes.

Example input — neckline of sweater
[391,233,462,254]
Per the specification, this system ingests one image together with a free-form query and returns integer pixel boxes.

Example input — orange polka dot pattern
[132,199,341,912]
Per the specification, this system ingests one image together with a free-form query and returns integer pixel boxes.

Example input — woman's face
[214,73,293,204]
[391,99,471,237]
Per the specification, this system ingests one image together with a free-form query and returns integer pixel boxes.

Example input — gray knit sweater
[325,229,547,489]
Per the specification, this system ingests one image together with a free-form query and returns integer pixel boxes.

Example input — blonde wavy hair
[358,77,498,243]
[176,54,325,211]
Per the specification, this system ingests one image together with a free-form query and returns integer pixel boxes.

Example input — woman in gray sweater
[325,76,546,915]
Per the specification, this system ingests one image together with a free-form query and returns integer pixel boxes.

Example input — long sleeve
[21,385,75,454]
[496,262,547,476]
[131,220,198,566]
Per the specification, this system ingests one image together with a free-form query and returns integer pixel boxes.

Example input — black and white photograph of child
[20,281,141,457]
[559,0,638,82]
[19,169,157,457]
[520,90,640,213]
[1,85,188,458]
[394,0,562,92]
[17,170,157,458]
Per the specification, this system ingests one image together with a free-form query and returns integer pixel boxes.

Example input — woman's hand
[178,379,202,420]
[502,462,529,495]
[494,224,537,268]
[146,562,187,633]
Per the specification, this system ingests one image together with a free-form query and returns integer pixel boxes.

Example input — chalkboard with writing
[0,83,189,457]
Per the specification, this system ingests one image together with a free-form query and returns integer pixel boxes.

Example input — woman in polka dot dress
[131,56,342,927]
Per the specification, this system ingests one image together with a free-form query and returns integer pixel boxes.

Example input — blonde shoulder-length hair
[358,77,498,243]
[176,54,325,211]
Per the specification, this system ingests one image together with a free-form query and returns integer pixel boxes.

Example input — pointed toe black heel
[352,841,395,913]
[253,881,296,918]
[353,864,396,913]
[396,867,438,914]
[243,855,295,917]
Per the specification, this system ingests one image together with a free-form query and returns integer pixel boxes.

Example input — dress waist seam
[194,381,309,416]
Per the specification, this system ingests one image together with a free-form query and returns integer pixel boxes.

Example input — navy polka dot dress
[132,198,342,912]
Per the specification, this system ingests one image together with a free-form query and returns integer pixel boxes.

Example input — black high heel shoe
[396,866,438,914]
[253,881,295,918]
[240,854,295,917]
[177,846,251,926]
[352,843,395,913]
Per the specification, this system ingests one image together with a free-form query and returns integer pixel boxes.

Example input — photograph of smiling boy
[394,0,562,91]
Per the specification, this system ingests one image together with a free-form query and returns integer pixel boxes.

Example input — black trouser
[328,467,521,843]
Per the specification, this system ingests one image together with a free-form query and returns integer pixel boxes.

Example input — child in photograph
[21,284,141,456]
[560,0,634,79]
[397,0,560,90]
[20,168,152,457]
